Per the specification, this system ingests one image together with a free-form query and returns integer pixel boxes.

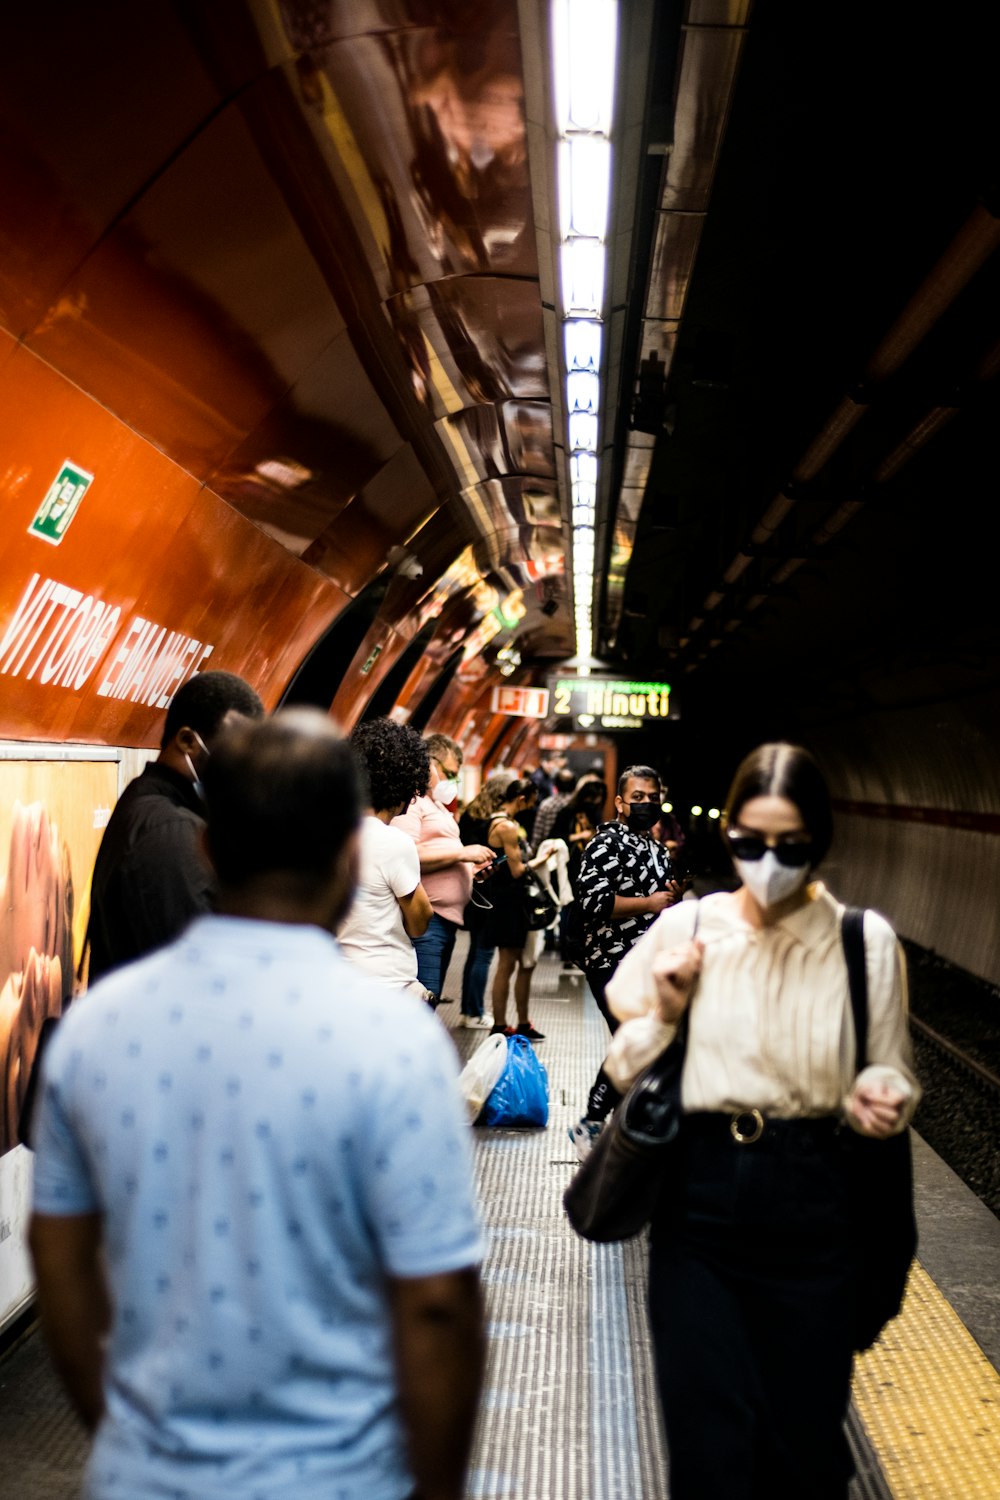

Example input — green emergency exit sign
[29,460,94,544]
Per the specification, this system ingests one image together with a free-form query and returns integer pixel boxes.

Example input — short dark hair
[350,718,431,813]
[161,670,264,748]
[425,732,462,769]
[723,742,833,864]
[554,768,576,794]
[203,708,362,887]
[617,764,660,798]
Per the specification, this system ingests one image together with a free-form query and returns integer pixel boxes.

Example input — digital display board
[548,675,672,731]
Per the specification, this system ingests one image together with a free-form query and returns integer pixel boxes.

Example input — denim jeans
[411,912,458,1000]
[460,928,496,1017]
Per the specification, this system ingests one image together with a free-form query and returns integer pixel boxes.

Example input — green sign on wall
[29,461,94,545]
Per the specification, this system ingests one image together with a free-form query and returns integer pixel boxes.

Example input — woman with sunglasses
[603,742,919,1500]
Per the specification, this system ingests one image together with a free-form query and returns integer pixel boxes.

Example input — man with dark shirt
[568,764,683,1158]
[86,670,264,983]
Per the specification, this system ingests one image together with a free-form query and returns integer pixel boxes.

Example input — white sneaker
[568,1116,606,1162]
[458,1014,493,1029]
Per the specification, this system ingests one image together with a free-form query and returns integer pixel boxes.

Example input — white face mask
[733,851,810,908]
[433,778,458,806]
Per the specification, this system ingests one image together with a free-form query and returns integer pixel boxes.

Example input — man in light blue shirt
[29,709,485,1500]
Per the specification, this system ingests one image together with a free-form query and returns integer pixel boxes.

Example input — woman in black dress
[479,779,545,1041]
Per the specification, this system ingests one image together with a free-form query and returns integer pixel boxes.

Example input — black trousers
[648,1114,855,1500]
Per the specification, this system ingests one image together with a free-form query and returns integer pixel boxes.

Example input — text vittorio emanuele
[0,572,214,706]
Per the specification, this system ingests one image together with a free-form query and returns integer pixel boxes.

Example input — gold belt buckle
[730,1108,764,1144]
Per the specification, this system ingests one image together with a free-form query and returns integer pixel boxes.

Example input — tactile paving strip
[852,1261,1000,1498]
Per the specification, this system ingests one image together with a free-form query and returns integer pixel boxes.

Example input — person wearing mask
[29,709,485,1500]
[86,670,265,984]
[568,765,683,1157]
[475,779,547,1041]
[392,733,494,1007]
[602,742,919,1500]
[338,718,433,998]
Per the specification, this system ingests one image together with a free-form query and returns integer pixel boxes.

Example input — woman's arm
[844,923,921,1136]
[605,903,701,1022]
[492,818,526,878]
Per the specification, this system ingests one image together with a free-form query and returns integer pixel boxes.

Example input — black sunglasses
[725,831,813,867]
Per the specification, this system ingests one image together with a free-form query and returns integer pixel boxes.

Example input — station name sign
[549,675,671,731]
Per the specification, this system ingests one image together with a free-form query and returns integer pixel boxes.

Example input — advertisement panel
[0,754,118,1330]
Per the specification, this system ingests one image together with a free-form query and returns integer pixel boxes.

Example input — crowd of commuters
[23,677,918,1500]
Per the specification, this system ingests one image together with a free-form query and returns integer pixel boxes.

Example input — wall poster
[0,752,119,1331]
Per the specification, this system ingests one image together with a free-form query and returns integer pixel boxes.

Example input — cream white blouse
[604,884,920,1129]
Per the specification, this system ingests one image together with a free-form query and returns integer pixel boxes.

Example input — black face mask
[624,801,660,832]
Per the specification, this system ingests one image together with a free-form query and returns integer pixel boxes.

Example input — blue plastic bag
[482,1035,549,1128]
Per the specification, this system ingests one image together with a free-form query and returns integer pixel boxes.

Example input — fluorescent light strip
[553,0,618,134]
[553,0,618,664]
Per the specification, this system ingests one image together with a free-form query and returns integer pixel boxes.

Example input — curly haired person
[338,718,434,999]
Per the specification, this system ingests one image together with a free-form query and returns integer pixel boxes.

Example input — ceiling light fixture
[552,0,618,667]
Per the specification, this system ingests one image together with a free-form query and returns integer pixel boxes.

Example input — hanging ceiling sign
[548,675,672,731]
[490,684,550,719]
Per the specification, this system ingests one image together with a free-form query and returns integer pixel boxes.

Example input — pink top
[391,795,472,925]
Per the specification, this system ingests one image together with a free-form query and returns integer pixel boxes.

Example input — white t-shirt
[338,816,421,986]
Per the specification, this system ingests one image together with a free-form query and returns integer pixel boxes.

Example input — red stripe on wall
[831,799,1000,835]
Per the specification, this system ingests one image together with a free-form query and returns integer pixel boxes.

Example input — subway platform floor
[2,944,999,1498]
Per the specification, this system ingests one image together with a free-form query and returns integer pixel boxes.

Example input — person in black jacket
[86,671,264,983]
[567,765,683,1158]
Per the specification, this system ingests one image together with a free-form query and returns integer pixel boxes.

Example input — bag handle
[841,906,869,1070]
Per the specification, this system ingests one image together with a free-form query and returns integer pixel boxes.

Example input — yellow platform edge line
[852,1260,1000,1499]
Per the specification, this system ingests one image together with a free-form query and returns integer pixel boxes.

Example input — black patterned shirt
[575,820,673,974]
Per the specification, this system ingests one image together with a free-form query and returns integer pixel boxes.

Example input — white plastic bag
[458,1033,508,1122]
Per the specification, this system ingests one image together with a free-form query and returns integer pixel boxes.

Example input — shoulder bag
[562,906,699,1242]
[841,907,918,1351]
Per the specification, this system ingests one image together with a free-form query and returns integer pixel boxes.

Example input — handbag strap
[841,906,869,1070]
[666,900,701,1049]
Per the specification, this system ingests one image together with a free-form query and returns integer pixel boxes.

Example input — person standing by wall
[29,708,486,1500]
[568,765,683,1157]
[86,669,265,984]
[391,732,494,1008]
[338,717,433,999]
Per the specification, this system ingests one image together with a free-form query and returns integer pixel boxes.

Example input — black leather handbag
[841,907,918,1351]
[521,869,558,931]
[562,1012,689,1243]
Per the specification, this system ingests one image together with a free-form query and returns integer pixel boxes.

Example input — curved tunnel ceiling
[3,0,1000,759]
[0,0,574,744]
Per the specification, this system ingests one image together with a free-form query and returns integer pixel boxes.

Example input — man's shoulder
[107,766,202,836]
[366,817,417,853]
[583,821,627,855]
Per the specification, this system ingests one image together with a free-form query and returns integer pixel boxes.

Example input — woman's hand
[847,1079,906,1138]
[650,939,704,1024]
